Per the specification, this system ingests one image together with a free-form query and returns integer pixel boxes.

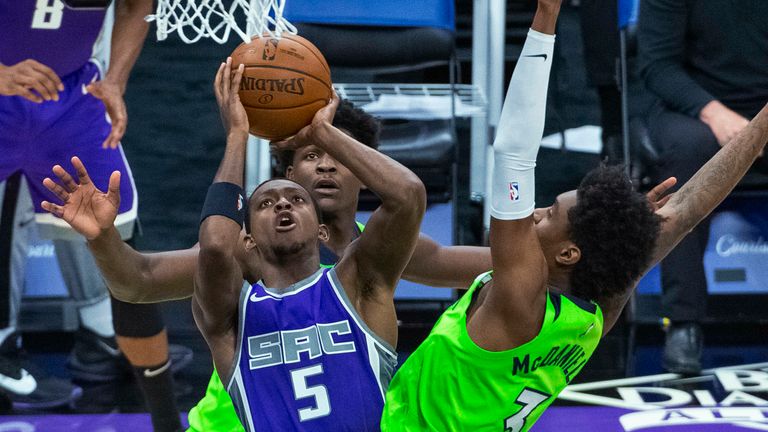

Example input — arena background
[9,0,768,430]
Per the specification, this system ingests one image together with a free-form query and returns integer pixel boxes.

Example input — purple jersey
[0,0,108,77]
[227,268,397,432]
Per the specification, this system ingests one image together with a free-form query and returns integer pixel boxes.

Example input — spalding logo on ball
[231,33,332,141]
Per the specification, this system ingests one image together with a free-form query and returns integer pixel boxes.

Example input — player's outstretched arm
[89,231,199,303]
[476,0,560,348]
[194,59,250,378]
[402,236,491,288]
[601,104,768,334]
[40,158,198,303]
[653,104,768,259]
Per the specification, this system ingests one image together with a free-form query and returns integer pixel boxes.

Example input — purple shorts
[0,61,137,239]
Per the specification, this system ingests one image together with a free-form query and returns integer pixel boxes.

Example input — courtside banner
[537,362,768,431]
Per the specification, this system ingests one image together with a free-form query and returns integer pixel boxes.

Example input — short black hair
[274,98,381,173]
[245,178,323,234]
[567,165,661,306]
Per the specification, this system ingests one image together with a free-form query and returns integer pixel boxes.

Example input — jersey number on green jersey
[503,388,550,432]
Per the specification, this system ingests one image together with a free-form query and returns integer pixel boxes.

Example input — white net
[146,0,297,44]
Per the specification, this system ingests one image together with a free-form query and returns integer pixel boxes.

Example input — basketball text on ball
[240,77,305,95]
[282,50,306,61]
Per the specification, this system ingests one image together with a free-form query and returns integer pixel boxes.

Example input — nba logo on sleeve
[509,182,520,201]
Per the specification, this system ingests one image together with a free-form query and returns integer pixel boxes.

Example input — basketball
[231,33,332,140]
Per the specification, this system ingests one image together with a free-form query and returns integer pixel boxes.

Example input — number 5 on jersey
[504,388,550,432]
[291,365,331,422]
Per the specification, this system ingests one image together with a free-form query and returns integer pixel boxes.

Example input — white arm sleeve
[490,29,555,220]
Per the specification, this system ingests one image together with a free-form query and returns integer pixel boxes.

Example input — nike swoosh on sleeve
[523,53,548,61]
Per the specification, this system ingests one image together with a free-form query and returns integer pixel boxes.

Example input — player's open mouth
[314,178,339,196]
[275,213,297,232]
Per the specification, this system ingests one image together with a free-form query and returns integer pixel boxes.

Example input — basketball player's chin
[271,240,312,257]
[313,188,341,206]
[314,193,347,211]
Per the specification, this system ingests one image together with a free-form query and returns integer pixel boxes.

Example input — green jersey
[381,271,603,432]
[186,222,366,432]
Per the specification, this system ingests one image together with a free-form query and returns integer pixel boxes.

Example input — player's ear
[244,233,257,251]
[555,242,581,266]
[285,166,295,179]
[318,224,329,242]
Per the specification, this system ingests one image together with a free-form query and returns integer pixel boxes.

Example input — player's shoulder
[544,290,604,341]
[548,290,599,317]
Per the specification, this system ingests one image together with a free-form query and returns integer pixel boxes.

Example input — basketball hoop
[146,0,297,44]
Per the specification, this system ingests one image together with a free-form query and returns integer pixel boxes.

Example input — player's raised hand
[41,156,121,241]
[646,176,677,212]
[214,57,248,136]
[271,91,340,151]
[0,59,64,103]
[86,80,128,149]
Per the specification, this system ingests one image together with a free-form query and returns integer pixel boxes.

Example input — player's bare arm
[402,236,492,288]
[86,0,153,149]
[39,155,199,303]
[90,232,199,303]
[600,103,768,334]
[193,59,250,379]
[274,92,427,347]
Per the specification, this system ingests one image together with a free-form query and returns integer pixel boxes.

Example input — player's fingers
[84,82,101,98]
[214,61,225,101]
[28,69,60,101]
[107,171,121,194]
[270,138,289,149]
[656,194,672,209]
[102,131,119,149]
[43,177,70,202]
[327,90,340,112]
[41,201,65,218]
[107,171,122,206]
[52,164,78,192]
[28,60,64,91]
[104,108,127,149]
[271,136,297,150]
[29,70,61,100]
[222,57,232,99]
[16,86,43,103]
[71,156,92,185]
[647,176,677,202]
[21,75,55,101]
[231,63,244,96]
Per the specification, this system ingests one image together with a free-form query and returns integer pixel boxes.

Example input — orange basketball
[231,33,332,140]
